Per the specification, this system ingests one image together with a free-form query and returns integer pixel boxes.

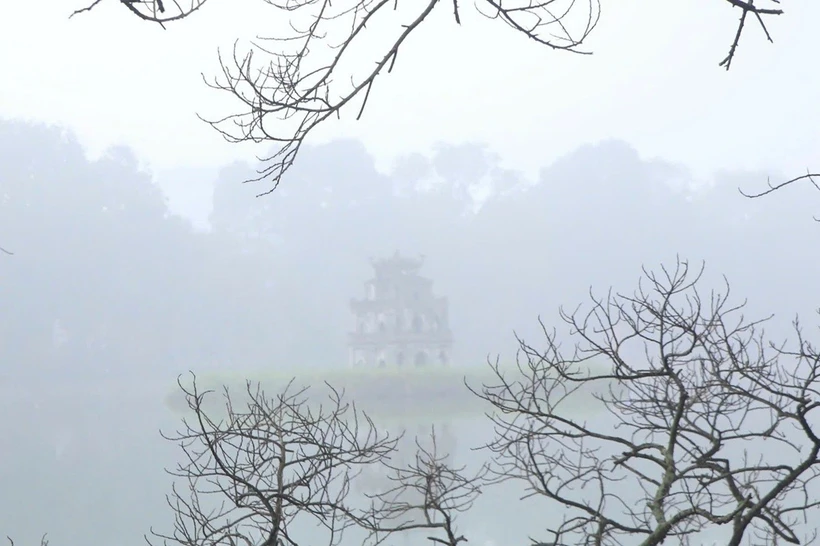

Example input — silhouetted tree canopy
[0,120,286,379]
[6,118,820,546]
[4,122,819,386]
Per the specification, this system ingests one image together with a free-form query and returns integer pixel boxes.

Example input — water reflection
[1,375,605,546]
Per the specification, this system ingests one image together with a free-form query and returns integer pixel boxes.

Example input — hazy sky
[2,1,818,180]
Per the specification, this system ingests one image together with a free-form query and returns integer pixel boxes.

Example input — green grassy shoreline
[165,362,613,424]
[165,365,496,423]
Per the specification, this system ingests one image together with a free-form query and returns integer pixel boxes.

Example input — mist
[2,112,819,545]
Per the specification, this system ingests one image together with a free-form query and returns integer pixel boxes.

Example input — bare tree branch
[72,0,787,193]
[149,372,402,546]
[200,0,602,195]
[470,258,820,546]
[76,0,600,194]
[5,535,49,546]
[739,171,820,200]
[71,0,208,26]
[738,170,820,221]
[362,426,489,546]
[720,0,783,70]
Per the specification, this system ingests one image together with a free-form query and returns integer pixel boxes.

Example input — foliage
[0,120,282,379]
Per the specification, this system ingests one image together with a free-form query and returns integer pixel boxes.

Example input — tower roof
[369,251,424,277]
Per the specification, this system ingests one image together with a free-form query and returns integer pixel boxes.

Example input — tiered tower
[348,252,453,368]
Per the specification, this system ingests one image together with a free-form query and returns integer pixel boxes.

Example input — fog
[2,112,819,545]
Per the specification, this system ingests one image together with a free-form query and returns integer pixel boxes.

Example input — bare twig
[132,0,598,194]
[739,170,820,221]
[720,1,783,70]
[471,258,820,546]
[5,534,49,546]
[150,372,401,546]
[71,0,207,25]
[739,171,820,199]
[363,426,489,546]
[476,0,600,54]
[73,0,786,193]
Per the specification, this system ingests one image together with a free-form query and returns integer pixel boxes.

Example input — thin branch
[150,372,405,546]
[471,259,820,546]
[739,171,820,199]
[71,0,207,25]
[719,0,783,70]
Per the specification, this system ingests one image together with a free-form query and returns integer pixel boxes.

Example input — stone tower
[348,252,453,368]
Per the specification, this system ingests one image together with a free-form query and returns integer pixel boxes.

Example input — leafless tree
[149,373,402,546]
[71,0,784,194]
[471,259,820,546]
[363,426,489,546]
